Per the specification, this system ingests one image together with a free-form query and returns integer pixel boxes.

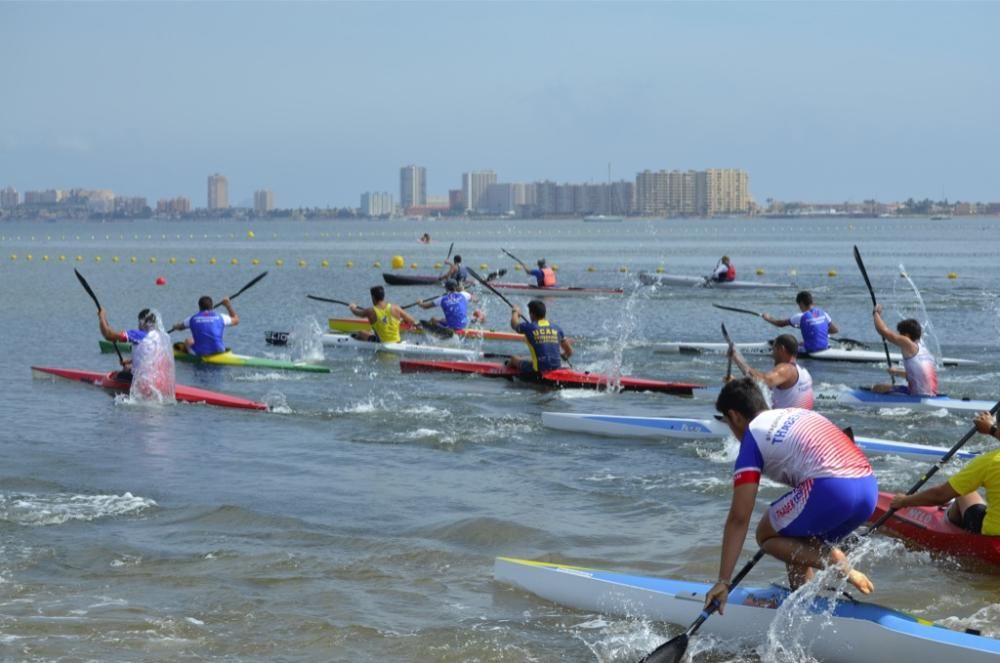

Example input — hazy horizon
[3,1,998,207]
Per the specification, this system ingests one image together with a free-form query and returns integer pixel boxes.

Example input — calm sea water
[1,216,999,662]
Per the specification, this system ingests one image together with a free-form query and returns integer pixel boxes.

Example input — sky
[2,1,998,208]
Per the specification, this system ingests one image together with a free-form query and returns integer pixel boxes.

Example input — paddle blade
[231,271,268,299]
[638,633,688,663]
[74,268,101,310]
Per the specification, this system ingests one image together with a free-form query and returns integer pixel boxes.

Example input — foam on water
[0,491,156,526]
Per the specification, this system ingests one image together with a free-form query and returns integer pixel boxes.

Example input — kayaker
[172,296,239,356]
[419,233,431,244]
[444,254,469,284]
[870,303,938,396]
[705,378,877,615]
[417,278,474,331]
[528,259,557,287]
[762,290,839,353]
[728,334,814,409]
[99,307,175,400]
[98,307,157,373]
[348,285,417,343]
[890,410,998,536]
[505,299,572,378]
[709,256,736,283]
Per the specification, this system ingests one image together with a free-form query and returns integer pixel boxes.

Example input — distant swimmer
[729,333,814,409]
[762,290,839,354]
[528,259,557,287]
[419,233,431,244]
[348,285,417,344]
[870,303,938,396]
[506,300,573,379]
[710,256,736,283]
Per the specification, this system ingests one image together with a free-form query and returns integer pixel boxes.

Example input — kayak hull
[654,340,975,366]
[494,557,1000,662]
[487,282,624,297]
[31,366,267,411]
[326,318,525,343]
[98,339,329,373]
[382,272,443,286]
[399,360,701,395]
[639,271,790,289]
[868,492,1000,565]
[818,388,993,412]
[269,331,482,359]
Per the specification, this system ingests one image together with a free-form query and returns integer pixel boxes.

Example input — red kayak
[32,366,268,411]
[398,360,701,395]
[868,491,1000,566]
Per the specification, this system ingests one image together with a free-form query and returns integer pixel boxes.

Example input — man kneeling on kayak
[890,410,999,536]
[705,378,877,615]
[506,300,572,378]
[349,285,417,343]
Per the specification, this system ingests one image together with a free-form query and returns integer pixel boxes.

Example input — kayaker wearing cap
[349,285,417,344]
[762,290,839,354]
[417,278,475,330]
[444,254,469,284]
[528,259,557,287]
[98,307,157,372]
[506,299,572,378]
[870,304,937,396]
[728,334,814,409]
[171,296,239,356]
[705,378,877,615]
[890,410,999,536]
[710,256,736,283]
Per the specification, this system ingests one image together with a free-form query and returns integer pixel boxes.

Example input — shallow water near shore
[2,216,999,661]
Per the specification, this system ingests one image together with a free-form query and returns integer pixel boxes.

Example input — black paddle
[712,303,763,318]
[75,268,127,368]
[853,245,895,384]
[214,271,268,309]
[638,403,1000,663]
[720,322,748,380]
[308,293,428,311]
[713,304,869,351]
[501,248,532,275]
[436,242,456,280]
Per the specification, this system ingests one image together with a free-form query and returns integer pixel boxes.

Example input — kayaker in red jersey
[527,259,557,287]
[709,255,736,283]
[349,285,417,343]
[705,378,877,615]
[870,304,938,396]
[728,334,814,410]
[505,300,573,378]
[890,411,999,536]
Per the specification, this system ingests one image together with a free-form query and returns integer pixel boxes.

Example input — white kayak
[654,340,976,366]
[317,333,485,359]
[639,271,789,289]
[495,557,1000,663]
[539,412,979,462]
[818,387,995,413]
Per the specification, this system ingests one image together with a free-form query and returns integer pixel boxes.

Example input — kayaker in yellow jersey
[890,411,1000,536]
[348,285,417,344]
[505,300,573,378]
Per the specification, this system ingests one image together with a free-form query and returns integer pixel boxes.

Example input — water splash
[129,309,176,404]
[288,316,325,362]
[894,264,944,368]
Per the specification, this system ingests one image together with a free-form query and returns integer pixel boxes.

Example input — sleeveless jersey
[789,308,832,353]
[371,302,401,343]
[433,291,471,329]
[529,268,557,287]
[515,318,564,372]
[733,408,873,488]
[903,340,938,396]
[771,364,814,409]
[186,311,232,356]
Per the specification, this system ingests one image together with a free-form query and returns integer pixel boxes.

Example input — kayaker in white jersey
[705,378,877,615]
[871,304,938,396]
[728,333,814,409]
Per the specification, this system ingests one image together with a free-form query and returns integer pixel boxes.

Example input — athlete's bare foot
[845,568,874,594]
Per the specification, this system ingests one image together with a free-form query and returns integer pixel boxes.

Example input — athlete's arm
[705,482,758,615]
[748,363,795,389]
[828,320,840,334]
[221,297,239,326]
[349,304,377,324]
[890,482,958,510]
[761,313,790,328]
[510,306,522,331]
[417,300,434,310]
[873,305,915,354]
[559,337,573,361]
[98,309,125,342]
[394,304,417,326]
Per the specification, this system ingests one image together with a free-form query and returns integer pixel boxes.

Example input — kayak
[494,556,1000,662]
[264,330,483,359]
[382,272,444,286]
[486,282,624,298]
[638,271,790,289]
[654,340,975,366]
[538,412,980,462]
[98,339,330,373]
[31,366,268,411]
[868,491,1000,566]
[327,318,525,343]
[817,387,994,413]
[399,360,702,395]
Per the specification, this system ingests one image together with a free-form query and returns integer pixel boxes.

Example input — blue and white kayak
[539,412,980,462]
[495,557,1000,663]
[654,341,975,366]
[818,388,995,413]
[638,272,790,289]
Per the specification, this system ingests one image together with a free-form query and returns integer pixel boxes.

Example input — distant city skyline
[3,2,998,206]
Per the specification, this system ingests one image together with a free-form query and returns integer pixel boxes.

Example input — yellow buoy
[410,262,418,269]
[514,264,523,271]
[149,257,156,264]
[275,259,284,267]
[947,272,958,280]
[252,258,260,266]
[433,262,442,269]
[345,260,353,268]
[828,270,837,277]
[587,265,596,272]
[655,266,665,273]
[391,255,405,269]
[168,257,176,265]
[755,268,765,276]
[112,256,120,263]
[190,257,197,264]
[206,257,215,265]
[247,230,255,239]
[94,256,102,263]
[42,255,49,262]
[298,259,306,268]
[619,266,628,273]
[26,255,32,261]
[130,256,137,263]
[320,259,329,268]
[60,255,67,262]
[479,263,488,270]
[75,256,83,262]
[8,254,15,261]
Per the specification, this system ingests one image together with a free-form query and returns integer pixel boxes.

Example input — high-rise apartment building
[254,189,275,214]
[636,169,749,217]
[699,169,750,215]
[207,174,229,210]
[399,165,426,210]
[0,186,18,209]
[461,170,497,212]
[361,192,395,217]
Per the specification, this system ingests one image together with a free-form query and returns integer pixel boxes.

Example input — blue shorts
[769,475,878,543]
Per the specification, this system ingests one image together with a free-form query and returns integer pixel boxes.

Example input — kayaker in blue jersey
[444,255,469,285]
[349,285,417,343]
[417,278,475,330]
[762,290,839,353]
[98,307,156,372]
[870,304,938,396]
[505,299,573,378]
[528,259,557,287]
[705,378,876,616]
[709,256,736,283]
[172,296,239,356]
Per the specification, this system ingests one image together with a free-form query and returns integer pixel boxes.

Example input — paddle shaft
[721,322,735,380]
[307,294,351,307]
[75,269,126,366]
[712,303,763,318]
[853,246,895,384]
[437,242,456,279]
[501,248,531,273]
[214,271,267,309]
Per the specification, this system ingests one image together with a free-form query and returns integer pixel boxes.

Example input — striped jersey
[733,408,873,488]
